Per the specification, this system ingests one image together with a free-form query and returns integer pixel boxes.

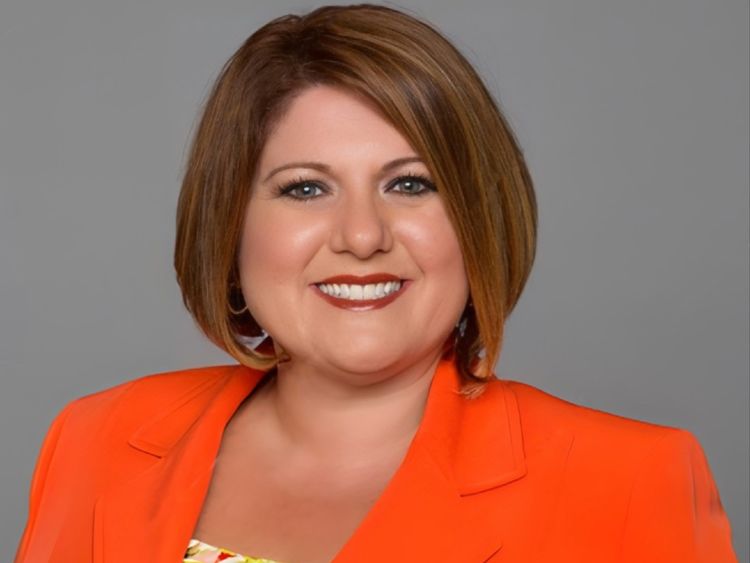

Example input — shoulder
[49,364,243,439]
[28,364,250,492]
[499,377,686,452]
[494,379,736,559]
[68,363,239,407]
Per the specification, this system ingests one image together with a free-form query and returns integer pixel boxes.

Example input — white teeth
[317,281,402,300]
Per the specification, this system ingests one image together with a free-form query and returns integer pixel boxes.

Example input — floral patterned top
[184,538,283,563]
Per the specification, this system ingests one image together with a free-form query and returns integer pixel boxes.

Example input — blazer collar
[94,358,529,562]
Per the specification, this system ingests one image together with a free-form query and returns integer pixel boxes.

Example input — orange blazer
[15,358,737,562]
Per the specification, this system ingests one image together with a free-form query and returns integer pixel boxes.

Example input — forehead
[258,85,418,168]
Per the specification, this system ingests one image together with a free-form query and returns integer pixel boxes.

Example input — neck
[254,351,444,465]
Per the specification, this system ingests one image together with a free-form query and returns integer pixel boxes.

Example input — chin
[325,348,411,377]
[332,344,440,378]
[332,353,396,373]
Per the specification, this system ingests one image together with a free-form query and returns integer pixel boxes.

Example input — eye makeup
[272,170,437,203]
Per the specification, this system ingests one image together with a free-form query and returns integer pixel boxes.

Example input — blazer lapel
[332,358,528,562]
[92,366,265,563]
[92,358,553,562]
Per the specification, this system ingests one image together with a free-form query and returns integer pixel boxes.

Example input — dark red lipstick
[311,273,411,311]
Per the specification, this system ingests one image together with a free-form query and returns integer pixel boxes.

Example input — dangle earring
[228,276,273,352]
[227,276,249,315]
[455,298,473,342]
[232,295,270,350]
[456,315,468,339]
[228,300,248,316]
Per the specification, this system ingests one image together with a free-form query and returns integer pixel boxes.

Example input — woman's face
[238,84,470,376]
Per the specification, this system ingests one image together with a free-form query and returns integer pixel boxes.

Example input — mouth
[310,278,412,311]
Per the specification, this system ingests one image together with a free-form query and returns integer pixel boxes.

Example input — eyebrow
[262,156,425,183]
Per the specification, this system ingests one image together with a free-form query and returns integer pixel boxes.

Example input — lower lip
[311,280,412,311]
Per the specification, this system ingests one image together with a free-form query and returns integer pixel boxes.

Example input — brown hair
[174,4,537,399]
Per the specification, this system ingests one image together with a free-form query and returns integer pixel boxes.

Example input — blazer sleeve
[619,428,737,562]
[14,399,77,563]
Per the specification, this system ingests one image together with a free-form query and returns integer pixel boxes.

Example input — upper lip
[315,273,404,285]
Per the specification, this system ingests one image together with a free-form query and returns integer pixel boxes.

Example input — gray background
[1,0,747,560]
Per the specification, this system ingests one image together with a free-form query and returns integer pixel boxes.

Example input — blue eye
[274,179,326,201]
[388,174,437,196]
[273,172,437,202]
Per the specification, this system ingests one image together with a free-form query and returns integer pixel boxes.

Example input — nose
[328,186,394,258]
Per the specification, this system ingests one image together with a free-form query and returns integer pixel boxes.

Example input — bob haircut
[174,3,537,399]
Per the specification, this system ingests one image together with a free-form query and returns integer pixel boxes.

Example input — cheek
[238,205,323,286]
[401,205,467,280]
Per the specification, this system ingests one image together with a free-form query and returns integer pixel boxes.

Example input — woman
[14,4,737,562]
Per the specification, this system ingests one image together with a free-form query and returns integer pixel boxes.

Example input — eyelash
[273,171,437,202]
